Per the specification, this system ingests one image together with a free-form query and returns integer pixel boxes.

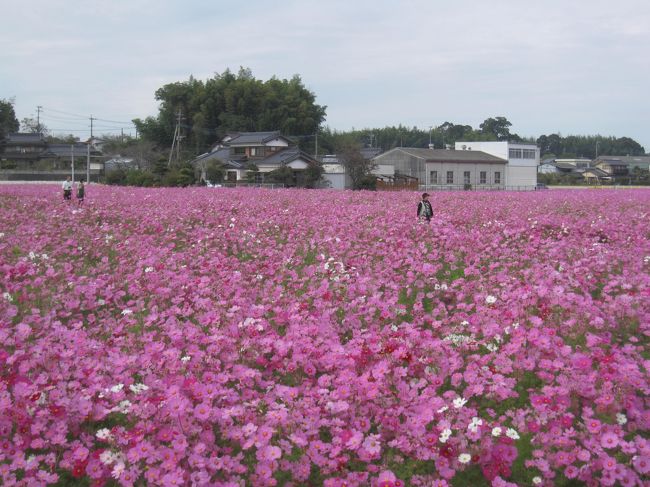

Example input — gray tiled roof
[257,147,318,166]
[46,144,101,158]
[6,133,47,144]
[382,147,506,163]
[227,131,288,146]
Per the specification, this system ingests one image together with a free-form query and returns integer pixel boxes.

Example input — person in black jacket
[417,193,433,222]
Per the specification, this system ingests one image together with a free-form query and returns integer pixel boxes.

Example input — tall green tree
[0,99,20,148]
[133,68,327,155]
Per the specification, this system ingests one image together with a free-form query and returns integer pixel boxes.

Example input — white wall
[455,141,539,188]
[323,173,346,189]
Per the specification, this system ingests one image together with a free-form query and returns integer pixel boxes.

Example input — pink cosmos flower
[601,431,619,449]
[193,403,211,421]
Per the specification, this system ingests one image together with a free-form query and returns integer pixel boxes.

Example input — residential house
[454,141,540,189]
[0,133,103,181]
[191,131,319,186]
[593,157,629,178]
[372,147,507,190]
[0,133,49,167]
[612,155,650,172]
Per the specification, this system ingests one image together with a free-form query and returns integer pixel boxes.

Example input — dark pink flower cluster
[0,185,648,486]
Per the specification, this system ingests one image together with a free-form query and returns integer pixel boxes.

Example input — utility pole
[90,115,96,139]
[71,145,75,184]
[168,108,184,166]
[36,106,42,133]
[86,139,91,183]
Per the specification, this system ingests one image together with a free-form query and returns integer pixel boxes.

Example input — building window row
[429,170,502,185]
[509,148,536,159]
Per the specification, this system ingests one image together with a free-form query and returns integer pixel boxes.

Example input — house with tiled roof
[191,131,319,185]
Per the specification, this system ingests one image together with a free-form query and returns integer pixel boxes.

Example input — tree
[0,99,19,147]
[339,142,376,190]
[479,116,514,141]
[134,68,327,155]
[20,117,48,135]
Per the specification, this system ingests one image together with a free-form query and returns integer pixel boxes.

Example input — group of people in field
[62,176,85,205]
[61,178,431,219]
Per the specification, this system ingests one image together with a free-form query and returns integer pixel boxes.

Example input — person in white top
[62,177,72,201]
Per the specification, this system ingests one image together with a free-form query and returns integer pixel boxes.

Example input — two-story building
[191,131,320,185]
[454,141,540,189]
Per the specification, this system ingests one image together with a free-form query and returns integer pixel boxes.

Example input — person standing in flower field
[417,192,433,223]
[76,180,85,205]
[62,176,72,201]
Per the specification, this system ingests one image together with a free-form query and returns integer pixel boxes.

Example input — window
[250,147,262,156]
[430,170,438,184]
[494,171,501,184]
[522,149,536,159]
[446,171,454,184]
[463,171,470,184]
[480,171,487,184]
[509,148,522,158]
[233,147,246,155]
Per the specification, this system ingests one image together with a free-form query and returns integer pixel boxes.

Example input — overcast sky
[2,0,649,150]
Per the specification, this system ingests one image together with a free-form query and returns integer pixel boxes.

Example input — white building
[454,141,540,189]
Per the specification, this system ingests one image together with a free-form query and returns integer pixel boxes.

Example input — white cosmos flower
[491,427,502,437]
[109,384,124,393]
[439,428,452,443]
[458,453,471,464]
[453,397,468,409]
[437,405,449,414]
[100,450,116,465]
[505,428,520,440]
[144,267,154,273]
[96,428,113,440]
[532,477,542,485]
[485,295,497,304]
[181,355,191,363]
[2,292,12,302]
[121,309,133,315]
[616,413,627,425]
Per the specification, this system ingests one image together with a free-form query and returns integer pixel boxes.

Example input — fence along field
[0,185,649,486]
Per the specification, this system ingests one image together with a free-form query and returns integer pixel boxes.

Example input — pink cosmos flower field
[1,184,649,487]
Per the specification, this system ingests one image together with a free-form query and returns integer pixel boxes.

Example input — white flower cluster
[453,397,468,409]
[443,334,473,347]
[28,251,49,261]
[2,292,12,302]
[96,428,114,441]
[434,283,448,291]
[238,317,264,332]
[439,428,452,443]
[505,427,520,440]
[616,413,628,425]
[458,453,471,464]
[180,355,191,363]
[467,416,483,433]
[322,256,354,282]
[129,383,149,394]
[115,400,131,413]
[144,266,154,273]
[121,309,133,316]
